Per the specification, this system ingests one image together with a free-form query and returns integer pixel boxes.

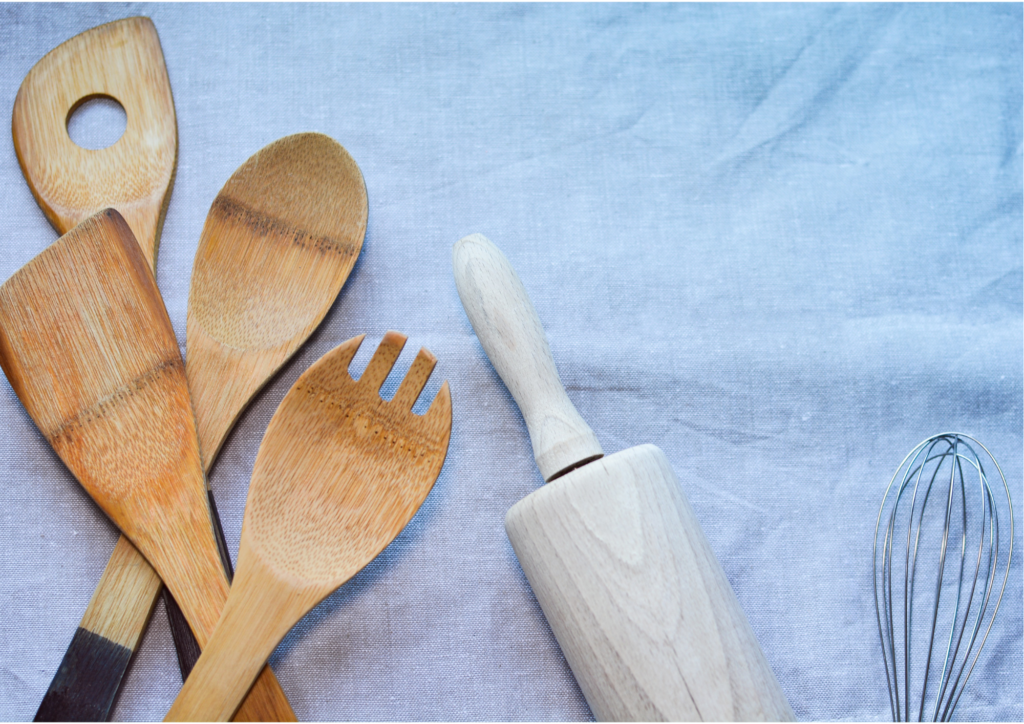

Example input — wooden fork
[165,331,451,721]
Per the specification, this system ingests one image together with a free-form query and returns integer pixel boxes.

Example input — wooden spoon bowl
[187,131,367,468]
[166,332,452,721]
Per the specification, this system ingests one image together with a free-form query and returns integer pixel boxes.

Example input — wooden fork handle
[165,555,307,722]
[453,233,603,481]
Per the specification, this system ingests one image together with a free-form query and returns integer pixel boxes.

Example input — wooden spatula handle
[453,234,603,481]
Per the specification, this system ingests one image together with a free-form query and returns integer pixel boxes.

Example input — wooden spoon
[12,16,177,270]
[0,211,292,723]
[167,130,368,674]
[186,131,367,469]
[165,332,452,722]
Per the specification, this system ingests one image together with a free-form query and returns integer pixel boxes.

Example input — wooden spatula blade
[0,209,295,723]
[0,209,183,480]
[11,17,177,270]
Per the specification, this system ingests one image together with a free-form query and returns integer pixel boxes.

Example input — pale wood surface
[166,332,451,721]
[507,445,795,722]
[453,233,793,721]
[0,211,292,722]
[77,535,162,651]
[452,233,603,481]
[11,17,177,270]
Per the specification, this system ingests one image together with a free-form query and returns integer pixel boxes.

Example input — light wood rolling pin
[452,233,794,722]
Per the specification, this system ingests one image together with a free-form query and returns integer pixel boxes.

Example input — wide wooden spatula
[0,210,292,722]
[453,233,794,721]
[166,332,452,721]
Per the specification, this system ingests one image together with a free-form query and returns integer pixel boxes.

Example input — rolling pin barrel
[507,444,795,721]
[453,233,794,722]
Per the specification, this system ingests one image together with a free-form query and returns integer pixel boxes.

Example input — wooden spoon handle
[453,233,603,481]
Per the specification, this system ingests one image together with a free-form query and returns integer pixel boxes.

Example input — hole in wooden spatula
[66,95,126,150]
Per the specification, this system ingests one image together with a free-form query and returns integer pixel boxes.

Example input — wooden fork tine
[333,334,365,372]
[391,348,437,410]
[426,380,452,423]
[359,331,406,391]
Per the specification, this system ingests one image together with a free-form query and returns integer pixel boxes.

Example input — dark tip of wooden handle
[34,627,132,722]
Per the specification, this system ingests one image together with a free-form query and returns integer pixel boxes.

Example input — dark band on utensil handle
[34,628,132,722]
[164,489,235,678]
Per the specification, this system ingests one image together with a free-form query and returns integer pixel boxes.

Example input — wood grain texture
[11,16,177,270]
[167,131,366,683]
[453,233,793,721]
[78,535,162,650]
[187,132,367,469]
[12,19,201,707]
[30,129,361,715]
[0,211,292,722]
[165,332,451,722]
[452,233,603,481]
[506,445,795,722]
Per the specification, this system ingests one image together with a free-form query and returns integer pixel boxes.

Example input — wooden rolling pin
[453,234,794,722]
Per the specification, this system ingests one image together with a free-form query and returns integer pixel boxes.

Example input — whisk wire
[874,433,1013,722]
[935,449,988,721]
[945,445,1009,720]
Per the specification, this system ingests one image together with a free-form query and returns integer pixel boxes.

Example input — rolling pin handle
[453,233,603,481]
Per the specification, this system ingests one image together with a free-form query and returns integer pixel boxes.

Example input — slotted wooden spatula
[12,16,177,268]
[13,21,192,719]
[0,210,292,722]
[165,332,451,721]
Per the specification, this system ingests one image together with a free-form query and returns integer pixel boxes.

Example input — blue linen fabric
[0,3,1020,721]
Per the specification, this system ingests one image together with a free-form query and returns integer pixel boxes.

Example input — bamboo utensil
[0,210,293,723]
[453,233,794,721]
[165,332,451,722]
[186,132,367,471]
[30,128,365,718]
[13,19,185,720]
[12,17,176,268]
[168,130,368,673]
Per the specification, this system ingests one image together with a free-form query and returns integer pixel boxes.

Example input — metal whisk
[873,433,1014,722]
